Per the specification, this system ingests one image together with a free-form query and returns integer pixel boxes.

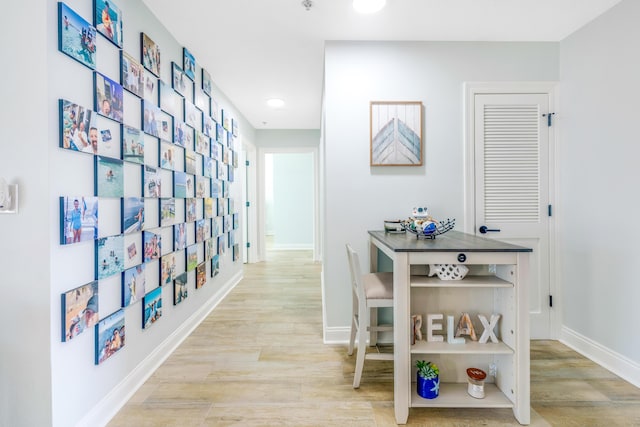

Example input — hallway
[108,249,640,426]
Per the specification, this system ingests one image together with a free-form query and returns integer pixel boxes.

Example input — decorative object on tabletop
[416,360,439,399]
[401,207,455,239]
[466,367,487,399]
[428,263,469,280]
[384,219,404,233]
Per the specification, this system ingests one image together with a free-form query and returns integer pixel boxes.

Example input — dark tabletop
[369,230,532,253]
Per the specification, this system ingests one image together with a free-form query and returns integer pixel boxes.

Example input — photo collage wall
[58,1,241,365]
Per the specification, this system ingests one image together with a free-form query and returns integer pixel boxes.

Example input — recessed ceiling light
[353,0,386,14]
[267,98,285,108]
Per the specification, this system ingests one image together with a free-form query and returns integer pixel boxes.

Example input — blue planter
[417,373,440,399]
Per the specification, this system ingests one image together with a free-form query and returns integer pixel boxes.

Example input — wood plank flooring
[108,249,640,426]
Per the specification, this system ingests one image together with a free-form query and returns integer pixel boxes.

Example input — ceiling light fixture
[267,98,285,108]
[353,0,386,14]
[301,0,313,11]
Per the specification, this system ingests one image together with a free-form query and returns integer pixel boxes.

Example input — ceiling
[142,0,622,130]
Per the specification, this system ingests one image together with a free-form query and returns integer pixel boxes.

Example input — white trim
[463,81,559,340]
[271,243,314,250]
[560,326,640,388]
[257,146,320,262]
[77,272,243,427]
[323,325,392,345]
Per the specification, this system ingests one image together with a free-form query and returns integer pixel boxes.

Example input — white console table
[368,230,531,425]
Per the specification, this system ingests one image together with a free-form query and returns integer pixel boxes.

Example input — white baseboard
[560,326,640,388]
[77,271,243,427]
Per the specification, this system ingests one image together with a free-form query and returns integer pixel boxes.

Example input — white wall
[559,0,640,368]
[0,0,253,425]
[322,41,559,336]
[0,1,52,426]
[272,153,314,249]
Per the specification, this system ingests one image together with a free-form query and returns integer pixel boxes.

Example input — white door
[473,93,551,339]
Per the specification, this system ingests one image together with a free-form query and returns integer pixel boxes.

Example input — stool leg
[347,315,357,356]
[353,323,366,388]
[369,307,378,346]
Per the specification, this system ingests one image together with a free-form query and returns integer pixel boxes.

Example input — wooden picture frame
[370,101,423,166]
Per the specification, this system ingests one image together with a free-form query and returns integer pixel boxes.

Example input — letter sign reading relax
[424,313,501,344]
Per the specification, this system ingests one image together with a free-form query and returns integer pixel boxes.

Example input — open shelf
[411,340,513,355]
[411,382,513,408]
[410,275,513,288]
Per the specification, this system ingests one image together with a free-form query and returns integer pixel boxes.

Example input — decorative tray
[402,218,455,239]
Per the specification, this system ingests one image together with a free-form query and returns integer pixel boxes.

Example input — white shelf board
[411,340,513,354]
[411,382,513,408]
[410,275,513,288]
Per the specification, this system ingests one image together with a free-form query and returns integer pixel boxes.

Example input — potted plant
[416,360,440,399]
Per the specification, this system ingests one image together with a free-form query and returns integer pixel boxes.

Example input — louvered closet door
[474,93,550,338]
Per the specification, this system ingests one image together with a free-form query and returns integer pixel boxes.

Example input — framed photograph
[184,150,197,175]
[160,253,176,285]
[174,272,188,305]
[61,281,98,342]
[195,176,207,198]
[195,218,208,243]
[94,0,122,47]
[173,171,192,198]
[142,286,162,329]
[124,233,142,269]
[195,131,209,156]
[216,123,224,144]
[183,48,196,80]
[213,216,222,238]
[210,254,219,278]
[142,99,161,138]
[203,157,215,178]
[143,165,161,198]
[122,125,144,164]
[232,118,238,137]
[143,69,156,100]
[202,68,212,95]
[59,99,97,154]
[196,262,206,289]
[95,156,124,197]
[203,116,215,139]
[122,197,145,234]
[58,2,96,69]
[60,196,98,245]
[370,101,423,166]
[96,234,125,280]
[95,309,124,365]
[141,32,161,77]
[159,80,181,118]
[186,244,198,272]
[184,100,201,130]
[159,198,176,227]
[211,98,220,123]
[211,179,221,198]
[172,62,192,99]
[217,234,226,255]
[121,51,144,98]
[143,230,161,261]
[233,243,240,262]
[205,237,215,261]
[122,264,145,307]
[204,198,214,219]
[159,141,176,171]
[185,198,197,223]
[174,120,192,149]
[217,198,226,217]
[174,223,187,251]
[210,141,220,161]
[94,72,123,123]
[233,213,239,230]
[94,115,120,159]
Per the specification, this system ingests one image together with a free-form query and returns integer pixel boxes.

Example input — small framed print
[370,101,423,166]
[94,0,122,47]
[202,68,212,95]
[58,2,96,69]
[141,32,161,77]
[183,48,196,81]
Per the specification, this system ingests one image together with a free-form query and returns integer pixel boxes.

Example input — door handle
[479,225,501,234]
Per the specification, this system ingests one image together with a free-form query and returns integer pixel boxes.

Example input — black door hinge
[548,205,552,217]
[549,295,553,307]
[542,112,555,127]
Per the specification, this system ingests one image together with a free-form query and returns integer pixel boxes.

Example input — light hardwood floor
[108,249,640,426]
